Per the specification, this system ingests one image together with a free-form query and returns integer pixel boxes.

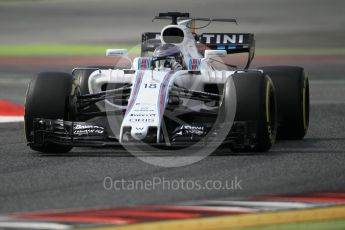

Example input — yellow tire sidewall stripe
[303,76,308,130]
[266,79,273,143]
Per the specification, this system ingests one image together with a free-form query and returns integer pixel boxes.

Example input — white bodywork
[87,19,235,143]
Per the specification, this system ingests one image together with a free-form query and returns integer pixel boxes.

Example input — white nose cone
[131,126,149,141]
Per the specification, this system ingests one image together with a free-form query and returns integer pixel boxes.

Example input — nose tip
[131,126,148,141]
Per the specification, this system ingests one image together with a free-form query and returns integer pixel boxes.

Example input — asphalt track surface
[0,76,345,214]
[0,0,345,216]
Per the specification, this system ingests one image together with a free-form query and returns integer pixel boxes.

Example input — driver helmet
[152,44,184,70]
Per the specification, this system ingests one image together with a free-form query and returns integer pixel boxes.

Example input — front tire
[25,72,73,153]
[228,71,277,152]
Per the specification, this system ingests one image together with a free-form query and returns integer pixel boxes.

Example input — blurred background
[1,0,344,47]
[0,0,344,103]
[0,0,344,104]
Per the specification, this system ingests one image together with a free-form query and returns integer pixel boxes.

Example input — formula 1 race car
[25,12,309,153]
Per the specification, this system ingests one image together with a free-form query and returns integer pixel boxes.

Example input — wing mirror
[106,49,132,67]
[106,49,129,57]
[204,50,227,59]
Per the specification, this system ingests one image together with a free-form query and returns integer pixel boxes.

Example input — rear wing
[141,32,255,68]
[199,33,254,53]
[199,33,255,68]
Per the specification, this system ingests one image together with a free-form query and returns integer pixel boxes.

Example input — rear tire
[72,66,124,120]
[74,66,115,95]
[25,72,73,153]
[260,66,309,139]
[228,71,277,152]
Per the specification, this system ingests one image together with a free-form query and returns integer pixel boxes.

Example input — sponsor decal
[174,125,206,136]
[73,124,104,135]
[188,58,201,71]
[129,118,155,123]
[130,114,156,117]
[200,33,245,44]
[133,109,155,113]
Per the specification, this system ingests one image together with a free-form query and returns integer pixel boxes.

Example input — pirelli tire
[25,72,73,153]
[259,66,309,140]
[227,71,277,152]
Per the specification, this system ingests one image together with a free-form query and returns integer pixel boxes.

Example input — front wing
[28,118,257,149]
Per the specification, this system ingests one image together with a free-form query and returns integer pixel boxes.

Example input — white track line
[0,116,24,123]
[162,205,254,213]
[199,200,317,209]
[0,221,70,229]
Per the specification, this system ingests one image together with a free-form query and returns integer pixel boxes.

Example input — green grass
[0,44,344,56]
[256,48,345,56]
[228,219,345,230]
[0,44,140,56]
